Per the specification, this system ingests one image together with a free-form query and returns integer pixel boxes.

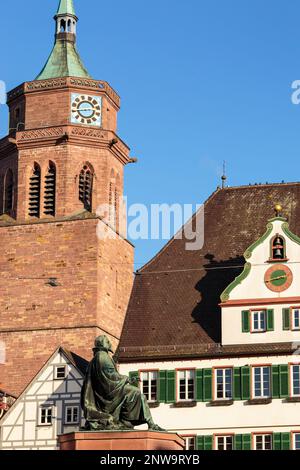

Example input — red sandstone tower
[0,0,134,396]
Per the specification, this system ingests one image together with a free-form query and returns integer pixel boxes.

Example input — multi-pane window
[292,365,300,396]
[184,437,196,451]
[65,406,80,425]
[216,436,233,451]
[39,407,53,426]
[254,434,272,450]
[294,434,300,450]
[292,309,300,330]
[253,366,271,398]
[140,371,158,402]
[178,370,195,401]
[215,368,233,400]
[55,366,67,380]
[252,311,266,332]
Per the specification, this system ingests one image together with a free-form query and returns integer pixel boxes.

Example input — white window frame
[291,365,300,397]
[215,435,234,451]
[254,434,273,450]
[177,370,195,402]
[292,308,300,331]
[65,405,80,425]
[39,406,53,426]
[184,436,196,451]
[252,366,271,399]
[54,365,67,380]
[140,371,158,403]
[251,310,267,333]
[215,368,233,400]
[293,433,300,450]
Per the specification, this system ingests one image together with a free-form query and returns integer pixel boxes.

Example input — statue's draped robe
[81,348,152,427]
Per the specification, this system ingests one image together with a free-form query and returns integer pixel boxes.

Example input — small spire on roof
[221,161,227,189]
[56,0,76,17]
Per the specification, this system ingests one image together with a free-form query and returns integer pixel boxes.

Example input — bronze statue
[81,335,164,431]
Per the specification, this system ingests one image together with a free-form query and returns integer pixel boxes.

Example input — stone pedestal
[58,431,185,451]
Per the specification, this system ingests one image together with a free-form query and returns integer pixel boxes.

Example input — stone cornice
[7,77,120,110]
[15,125,131,165]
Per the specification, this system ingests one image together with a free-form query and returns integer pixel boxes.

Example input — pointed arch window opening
[44,162,56,217]
[28,164,41,218]
[60,19,66,33]
[4,169,14,216]
[79,165,93,212]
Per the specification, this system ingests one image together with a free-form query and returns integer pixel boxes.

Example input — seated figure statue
[81,335,164,431]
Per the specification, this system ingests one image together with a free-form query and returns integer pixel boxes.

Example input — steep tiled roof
[118,183,300,361]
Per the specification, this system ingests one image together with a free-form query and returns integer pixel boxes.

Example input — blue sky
[1,0,300,268]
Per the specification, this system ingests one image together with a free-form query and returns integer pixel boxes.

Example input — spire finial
[221,161,227,189]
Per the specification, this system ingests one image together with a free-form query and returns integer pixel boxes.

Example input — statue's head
[93,335,114,354]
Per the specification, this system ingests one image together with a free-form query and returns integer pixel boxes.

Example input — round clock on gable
[71,93,102,126]
[264,264,293,293]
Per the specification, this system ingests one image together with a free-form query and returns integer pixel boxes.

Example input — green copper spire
[57,0,76,17]
[36,0,91,81]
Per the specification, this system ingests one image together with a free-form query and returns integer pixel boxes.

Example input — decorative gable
[220,213,300,346]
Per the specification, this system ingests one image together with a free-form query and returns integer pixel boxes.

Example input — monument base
[58,431,185,451]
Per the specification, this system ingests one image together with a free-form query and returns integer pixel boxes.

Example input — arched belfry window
[60,19,66,32]
[271,235,286,260]
[44,162,56,217]
[28,163,41,218]
[4,169,14,215]
[79,164,93,212]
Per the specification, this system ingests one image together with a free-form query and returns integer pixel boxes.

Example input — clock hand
[265,275,287,283]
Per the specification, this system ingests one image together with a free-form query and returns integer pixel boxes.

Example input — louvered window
[28,164,41,218]
[44,162,56,217]
[4,169,14,214]
[79,165,93,212]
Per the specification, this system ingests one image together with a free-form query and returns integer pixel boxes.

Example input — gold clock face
[264,264,293,293]
[71,94,102,126]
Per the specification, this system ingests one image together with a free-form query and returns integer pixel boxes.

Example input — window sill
[148,402,160,408]
[172,401,197,408]
[285,397,300,403]
[246,398,272,405]
[267,258,289,263]
[209,400,234,407]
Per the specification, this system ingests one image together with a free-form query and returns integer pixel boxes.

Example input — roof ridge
[138,187,222,273]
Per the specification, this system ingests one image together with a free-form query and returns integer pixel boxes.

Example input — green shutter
[166,370,176,403]
[282,308,290,330]
[196,436,204,450]
[279,365,289,398]
[129,371,139,384]
[281,433,291,450]
[267,309,274,331]
[196,369,203,401]
[273,433,281,451]
[242,310,250,333]
[234,434,243,450]
[158,370,167,403]
[203,369,213,402]
[241,366,251,400]
[242,434,252,450]
[204,435,213,451]
[233,368,242,400]
[272,365,280,399]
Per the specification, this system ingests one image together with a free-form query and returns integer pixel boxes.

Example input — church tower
[0,0,134,396]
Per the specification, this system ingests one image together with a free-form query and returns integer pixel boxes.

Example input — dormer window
[270,235,286,261]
